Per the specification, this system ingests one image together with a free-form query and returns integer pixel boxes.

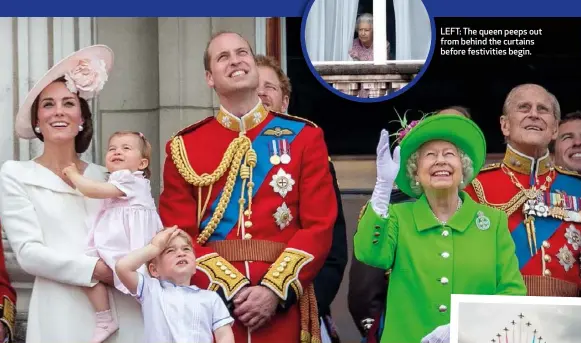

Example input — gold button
[442,230,449,237]
[216,261,223,266]
[372,239,379,244]
[281,262,287,267]
[244,221,253,228]
[284,257,291,262]
[441,252,450,258]
[277,266,284,272]
[244,233,252,239]
[220,266,227,271]
[543,255,551,262]
[542,241,550,249]
[273,272,280,278]
[543,269,551,276]
[230,274,237,279]
[374,232,380,237]
[438,305,447,312]
[225,270,231,275]
[440,277,449,285]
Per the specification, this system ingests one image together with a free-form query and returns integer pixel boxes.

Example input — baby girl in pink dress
[63,131,161,343]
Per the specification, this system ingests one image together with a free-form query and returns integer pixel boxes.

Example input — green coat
[354,191,526,343]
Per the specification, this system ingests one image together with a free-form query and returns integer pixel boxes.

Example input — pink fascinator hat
[15,44,114,139]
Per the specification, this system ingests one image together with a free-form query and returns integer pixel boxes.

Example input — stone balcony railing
[312,61,425,98]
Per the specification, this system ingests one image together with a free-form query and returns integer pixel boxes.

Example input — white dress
[86,170,162,294]
[0,160,144,343]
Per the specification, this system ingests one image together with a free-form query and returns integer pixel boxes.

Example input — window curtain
[393,0,431,60]
[305,0,360,62]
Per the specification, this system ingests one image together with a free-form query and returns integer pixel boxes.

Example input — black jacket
[313,162,348,317]
[347,188,414,336]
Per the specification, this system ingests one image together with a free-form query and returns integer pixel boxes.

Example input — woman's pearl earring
[415,180,419,186]
[34,126,41,134]
[78,125,84,132]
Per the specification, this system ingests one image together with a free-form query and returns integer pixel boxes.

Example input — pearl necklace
[432,197,463,225]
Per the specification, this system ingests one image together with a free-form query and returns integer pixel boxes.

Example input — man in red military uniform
[465,84,581,297]
[159,31,337,343]
[0,223,17,343]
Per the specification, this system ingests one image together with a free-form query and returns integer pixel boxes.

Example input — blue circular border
[299,0,437,103]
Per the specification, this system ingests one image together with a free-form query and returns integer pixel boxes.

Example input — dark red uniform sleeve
[259,128,337,303]
[159,140,250,301]
[0,224,16,343]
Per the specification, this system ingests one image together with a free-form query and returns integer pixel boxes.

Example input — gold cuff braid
[195,253,250,300]
[261,248,314,300]
[0,296,14,342]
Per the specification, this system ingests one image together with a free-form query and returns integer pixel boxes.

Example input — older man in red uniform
[465,84,581,297]
[159,31,337,343]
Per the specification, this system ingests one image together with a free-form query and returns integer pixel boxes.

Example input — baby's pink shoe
[91,310,119,343]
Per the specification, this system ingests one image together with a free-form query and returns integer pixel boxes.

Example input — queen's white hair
[356,13,373,29]
[406,146,474,196]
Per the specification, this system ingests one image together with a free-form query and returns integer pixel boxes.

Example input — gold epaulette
[271,111,318,127]
[555,165,581,178]
[171,116,213,138]
[480,162,501,172]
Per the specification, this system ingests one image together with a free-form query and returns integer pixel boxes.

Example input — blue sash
[512,173,581,269]
[201,117,306,241]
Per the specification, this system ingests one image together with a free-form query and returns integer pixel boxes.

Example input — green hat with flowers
[391,111,487,198]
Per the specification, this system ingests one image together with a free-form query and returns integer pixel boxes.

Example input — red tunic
[159,103,337,343]
[465,146,581,296]
[0,224,17,342]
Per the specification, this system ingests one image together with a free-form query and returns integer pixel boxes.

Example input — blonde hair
[147,230,195,276]
[109,131,152,179]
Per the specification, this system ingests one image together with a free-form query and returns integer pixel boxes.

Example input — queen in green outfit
[354,114,526,343]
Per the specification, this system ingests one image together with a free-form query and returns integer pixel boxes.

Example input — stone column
[96,17,161,199]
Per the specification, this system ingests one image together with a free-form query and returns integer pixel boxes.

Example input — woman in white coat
[0,45,144,343]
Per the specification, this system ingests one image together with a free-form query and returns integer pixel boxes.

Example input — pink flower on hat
[64,58,108,100]
[398,120,420,141]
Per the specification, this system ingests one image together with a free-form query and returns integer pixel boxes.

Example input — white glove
[370,129,401,217]
[421,324,450,343]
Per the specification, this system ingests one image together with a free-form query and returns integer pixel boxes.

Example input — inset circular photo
[301,0,433,101]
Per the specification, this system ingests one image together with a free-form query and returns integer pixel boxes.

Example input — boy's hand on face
[150,226,180,252]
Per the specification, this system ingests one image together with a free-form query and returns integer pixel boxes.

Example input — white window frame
[372,0,388,64]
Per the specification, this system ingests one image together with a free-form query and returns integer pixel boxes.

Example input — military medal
[280,139,291,164]
[269,140,281,165]
[557,245,575,271]
[565,224,581,250]
[475,211,490,230]
[274,202,293,229]
[269,168,295,197]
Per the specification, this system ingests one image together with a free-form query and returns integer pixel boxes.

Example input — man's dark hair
[437,105,472,119]
[550,110,581,153]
